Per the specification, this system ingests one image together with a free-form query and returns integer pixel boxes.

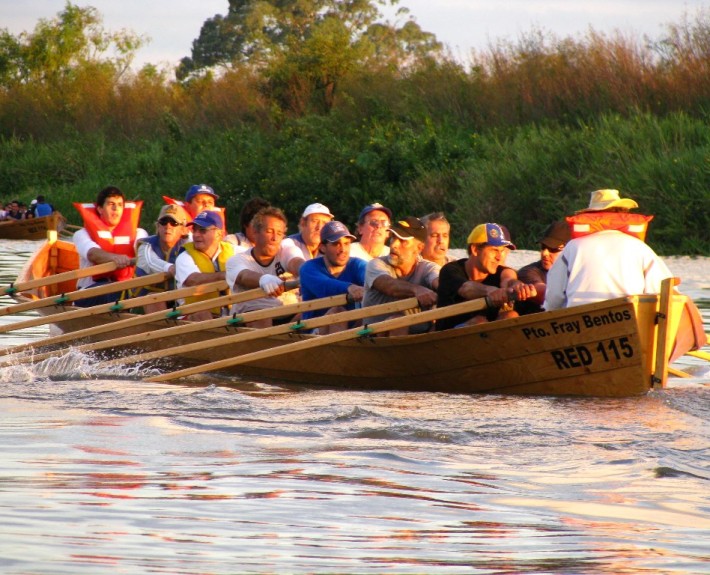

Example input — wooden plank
[652,277,680,389]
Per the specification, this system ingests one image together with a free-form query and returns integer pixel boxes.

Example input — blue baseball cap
[188,210,223,229]
[358,202,392,222]
[321,220,356,243]
[185,184,219,203]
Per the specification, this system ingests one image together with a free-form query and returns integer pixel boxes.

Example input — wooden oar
[98,296,415,369]
[686,350,710,362]
[0,271,171,322]
[147,297,489,383]
[0,281,295,360]
[0,273,222,340]
[22,294,348,366]
[1,261,120,296]
[667,366,692,378]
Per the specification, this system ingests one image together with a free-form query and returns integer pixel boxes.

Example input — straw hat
[577,189,638,213]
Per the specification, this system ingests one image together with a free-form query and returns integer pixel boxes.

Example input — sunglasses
[541,244,563,253]
[367,219,390,229]
[158,218,181,227]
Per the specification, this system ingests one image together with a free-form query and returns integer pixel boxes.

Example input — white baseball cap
[301,203,334,219]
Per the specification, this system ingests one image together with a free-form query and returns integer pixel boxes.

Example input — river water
[1,240,709,575]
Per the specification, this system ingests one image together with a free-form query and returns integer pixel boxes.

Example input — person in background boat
[226,206,304,327]
[349,203,392,261]
[73,186,147,307]
[420,212,456,267]
[515,221,571,315]
[28,195,55,218]
[133,204,190,314]
[6,200,24,220]
[436,223,537,330]
[545,189,673,309]
[288,202,334,260]
[362,216,439,335]
[299,221,367,334]
[224,196,271,251]
[174,210,235,321]
[0,201,6,220]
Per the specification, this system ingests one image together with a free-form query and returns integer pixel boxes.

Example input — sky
[2,0,707,70]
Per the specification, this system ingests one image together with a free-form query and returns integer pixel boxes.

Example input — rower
[545,189,673,309]
[349,203,392,261]
[299,221,366,334]
[133,204,190,314]
[225,206,304,327]
[288,202,334,260]
[72,186,147,307]
[516,220,571,315]
[362,216,439,335]
[436,223,537,330]
[174,210,235,321]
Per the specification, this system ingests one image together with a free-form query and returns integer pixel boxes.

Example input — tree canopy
[0,2,145,88]
[177,0,442,112]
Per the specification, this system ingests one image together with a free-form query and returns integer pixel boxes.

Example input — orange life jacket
[566,212,654,242]
[162,196,227,229]
[74,200,143,282]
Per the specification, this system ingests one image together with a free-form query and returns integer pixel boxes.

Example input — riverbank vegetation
[0,2,708,254]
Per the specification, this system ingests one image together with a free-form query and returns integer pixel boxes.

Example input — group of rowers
[71,184,674,334]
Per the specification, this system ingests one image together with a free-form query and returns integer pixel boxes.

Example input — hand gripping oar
[0,280,298,361]
[23,293,348,366]
[98,295,413,369]
[1,261,120,297]
[0,271,171,323]
[147,297,489,383]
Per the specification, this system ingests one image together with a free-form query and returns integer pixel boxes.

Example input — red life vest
[162,196,227,229]
[74,200,143,282]
[566,212,654,242]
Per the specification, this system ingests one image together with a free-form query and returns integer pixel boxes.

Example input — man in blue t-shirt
[299,220,366,334]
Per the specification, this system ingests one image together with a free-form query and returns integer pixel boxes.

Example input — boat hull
[0,213,64,241]
[9,239,702,398]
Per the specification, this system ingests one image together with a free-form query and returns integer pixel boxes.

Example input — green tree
[178,0,441,113]
[0,2,145,88]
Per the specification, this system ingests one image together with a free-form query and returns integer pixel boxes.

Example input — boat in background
[0,212,65,241]
[8,238,707,398]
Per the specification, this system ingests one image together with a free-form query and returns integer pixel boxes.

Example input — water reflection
[0,241,708,574]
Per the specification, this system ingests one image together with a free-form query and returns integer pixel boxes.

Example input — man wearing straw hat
[544,189,672,310]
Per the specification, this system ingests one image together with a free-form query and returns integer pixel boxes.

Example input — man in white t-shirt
[226,206,304,326]
[545,189,672,309]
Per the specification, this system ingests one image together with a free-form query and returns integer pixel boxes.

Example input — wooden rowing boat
[8,238,707,398]
[0,212,65,240]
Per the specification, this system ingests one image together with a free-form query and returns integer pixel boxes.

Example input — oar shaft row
[147,297,489,383]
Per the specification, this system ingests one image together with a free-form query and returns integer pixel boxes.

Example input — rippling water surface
[1,240,708,574]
